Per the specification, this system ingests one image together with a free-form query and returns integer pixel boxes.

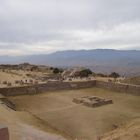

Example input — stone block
[0,125,9,140]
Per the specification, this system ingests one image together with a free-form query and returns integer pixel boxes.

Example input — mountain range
[0,49,140,76]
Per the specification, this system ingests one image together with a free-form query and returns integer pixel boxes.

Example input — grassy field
[9,88,140,140]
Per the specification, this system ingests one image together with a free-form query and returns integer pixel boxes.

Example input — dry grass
[101,118,140,140]
[0,69,52,87]
[0,70,34,87]
[9,88,140,140]
[122,76,140,85]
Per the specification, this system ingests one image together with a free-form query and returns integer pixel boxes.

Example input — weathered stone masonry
[96,81,140,95]
[0,80,140,96]
[0,81,96,96]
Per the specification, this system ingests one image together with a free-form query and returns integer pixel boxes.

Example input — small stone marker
[0,125,9,140]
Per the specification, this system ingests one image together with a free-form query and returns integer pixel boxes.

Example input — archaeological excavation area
[7,87,140,140]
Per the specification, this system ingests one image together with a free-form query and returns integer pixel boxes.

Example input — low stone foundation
[0,125,9,140]
[73,96,113,108]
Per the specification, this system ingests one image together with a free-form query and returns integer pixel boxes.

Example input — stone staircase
[0,94,16,111]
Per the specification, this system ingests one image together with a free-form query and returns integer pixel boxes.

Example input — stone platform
[73,96,113,108]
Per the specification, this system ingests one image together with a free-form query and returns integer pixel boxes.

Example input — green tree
[53,68,60,74]
[79,69,92,77]
[109,72,120,78]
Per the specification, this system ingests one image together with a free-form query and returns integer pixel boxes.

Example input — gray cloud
[0,0,140,55]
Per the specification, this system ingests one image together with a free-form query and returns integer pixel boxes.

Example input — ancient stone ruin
[73,96,113,108]
[0,94,16,111]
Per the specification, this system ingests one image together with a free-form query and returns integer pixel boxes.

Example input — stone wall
[0,81,96,96]
[96,81,140,95]
[0,80,140,96]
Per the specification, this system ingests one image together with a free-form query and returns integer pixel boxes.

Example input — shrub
[7,82,12,86]
[79,69,92,77]
[15,80,20,84]
[53,68,60,74]
[109,72,120,78]
[3,81,7,85]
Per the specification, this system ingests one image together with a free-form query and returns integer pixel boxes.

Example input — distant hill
[0,49,140,76]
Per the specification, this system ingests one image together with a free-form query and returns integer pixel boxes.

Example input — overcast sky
[0,0,140,55]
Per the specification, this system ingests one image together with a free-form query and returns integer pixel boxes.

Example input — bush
[3,81,7,85]
[7,82,12,86]
[50,67,54,70]
[15,80,20,84]
[79,69,92,77]
[53,68,60,74]
[109,72,120,78]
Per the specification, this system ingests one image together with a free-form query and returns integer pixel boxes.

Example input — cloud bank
[0,0,140,55]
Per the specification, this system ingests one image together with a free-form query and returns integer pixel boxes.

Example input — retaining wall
[96,81,140,95]
[0,80,140,96]
[0,81,96,96]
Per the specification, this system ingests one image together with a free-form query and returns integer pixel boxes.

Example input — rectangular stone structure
[73,96,113,108]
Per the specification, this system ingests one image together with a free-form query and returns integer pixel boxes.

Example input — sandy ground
[0,104,66,140]
[9,87,140,140]
[101,118,140,140]
[0,70,33,87]
[0,70,47,87]
[18,123,66,140]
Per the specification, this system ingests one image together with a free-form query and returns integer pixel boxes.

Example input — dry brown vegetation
[122,76,140,85]
[101,118,140,140]
[0,69,54,87]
